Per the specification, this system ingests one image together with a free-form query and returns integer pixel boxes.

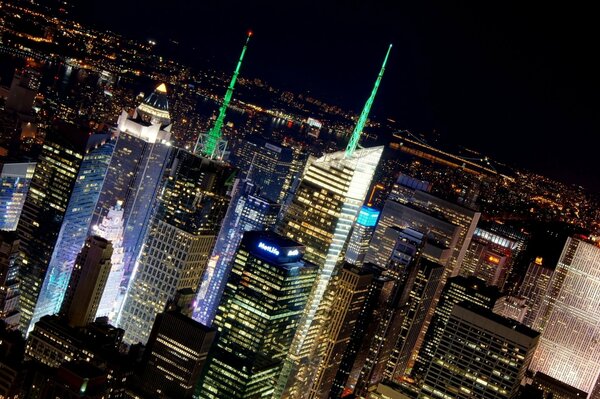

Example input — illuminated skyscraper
[518,257,553,328]
[0,231,20,327]
[345,206,380,265]
[60,235,113,327]
[230,137,296,203]
[141,308,216,399]
[118,149,232,344]
[195,181,279,325]
[199,231,317,399]
[308,264,374,399]
[0,162,36,231]
[16,123,90,334]
[274,44,390,399]
[415,276,500,379]
[420,302,539,399]
[30,135,113,331]
[93,202,125,321]
[529,236,600,395]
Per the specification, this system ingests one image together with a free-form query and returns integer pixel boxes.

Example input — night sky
[77,1,598,191]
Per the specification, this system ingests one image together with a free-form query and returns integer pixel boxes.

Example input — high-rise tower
[118,149,233,344]
[273,45,391,399]
[199,231,317,399]
[195,32,251,160]
[529,236,600,395]
[16,123,90,334]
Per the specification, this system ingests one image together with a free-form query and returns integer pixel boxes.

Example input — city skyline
[1,1,599,398]
[74,1,599,191]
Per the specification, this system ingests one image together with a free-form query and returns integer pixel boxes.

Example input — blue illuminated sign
[357,206,380,227]
[258,241,280,256]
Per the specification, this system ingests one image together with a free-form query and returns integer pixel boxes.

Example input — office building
[345,206,380,265]
[60,235,113,327]
[518,258,553,328]
[31,134,114,330]
[493,296,528,323]
[459,226,522,289]
[119,149,233,344]
[415,276,500,379]
[420,302,539,399]
[529,236,600,394]
[38,361,108,399]
[308,264,374,399]
[16,123,90,334]
[93,201,126,322]
[195,181,280,326]
[94,84,172,286]
[141,309,216,399]
[229,136,296,203]
[0,231,19,327]
[0,162,35,231]
[274,145,383,398]
[199,231,317,399]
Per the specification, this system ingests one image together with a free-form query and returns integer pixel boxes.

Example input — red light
[248,30,253,37]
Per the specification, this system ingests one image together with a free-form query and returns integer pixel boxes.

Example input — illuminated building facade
[199,231,317,399]
[30,135,114,331]
[195,181,280,326]
[118,149,232,344]
[0,162,36,231]
[229,137,295,203]
[141,309,216,399]
[518,258,553,328]
[529,236,600,394]
[459,226,521,289]
[0,231,20,327]
[60,236,113,327]
[308,264,374,399]
[345,206,380,265]
[93,202,125,322]
[420,302,539,399]
[415,276,500,379]
[16,123,89,334]
[274,146,383,398]
[492,295,528,323]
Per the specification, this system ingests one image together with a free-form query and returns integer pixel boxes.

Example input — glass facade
[0,162,36,231]
[31,138,114,330]
[199,231,317,399]
[118,150,233,344]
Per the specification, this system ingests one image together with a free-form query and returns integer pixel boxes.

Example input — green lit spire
[345,44,392,158]
[202,32,252,158]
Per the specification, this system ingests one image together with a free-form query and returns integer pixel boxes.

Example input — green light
[203,32,252,158]
[345,44,392,158]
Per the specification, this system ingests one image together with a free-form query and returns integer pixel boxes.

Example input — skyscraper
[274,44,390,399]
[308,264,374,399]
[98,84,172,283]
[199,231,317,399]
[31,134,114,330]
[60,235,113,327]
[92,202,125,321]
[195,181,280,325]
[529,236,600,395]
[0,231,20,327]
[419,302,539,399]
[518,257,553,328]
[345,206,380,265]
[118,149,233,344]
[16,123,90,334]
[0,162,36,231]
[415,275,501,379]
[229,137,296,204]
[141,308,216,399]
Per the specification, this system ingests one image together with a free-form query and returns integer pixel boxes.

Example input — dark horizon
[76,1,598,191]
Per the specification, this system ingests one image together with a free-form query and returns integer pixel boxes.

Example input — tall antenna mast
[345,44,392,158]
[197,31,252,159]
